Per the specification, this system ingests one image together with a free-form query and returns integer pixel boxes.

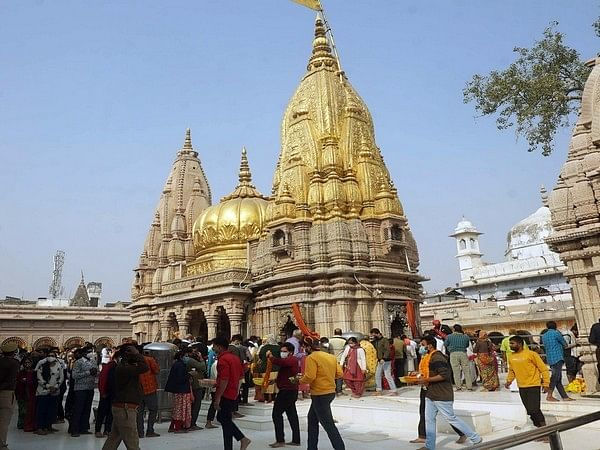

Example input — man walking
[184,346,207,430]
[329,329,347,395]
[445,324,473,391]
[392,332,405,386]
[212,336,251,450]
[504,335,551,441]
[102,344,149,450]
[417,335,482,450]
[299,337,345,450]
[229,334,251,409]
[95,356,116,437]
[541,321,573,402]
[369,328,396,395]
[136,347,160,438]
[70,347,97,437]
[267,342,301,448]
[0,342,20,450]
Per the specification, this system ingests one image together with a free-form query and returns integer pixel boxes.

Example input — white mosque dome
[506,206,553,259]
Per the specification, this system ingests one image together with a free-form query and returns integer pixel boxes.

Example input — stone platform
[7,387,600,449]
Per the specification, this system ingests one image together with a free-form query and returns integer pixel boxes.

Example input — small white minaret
[450,217,483,282]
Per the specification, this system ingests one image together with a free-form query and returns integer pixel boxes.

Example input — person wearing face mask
[15,357,36,432]
[369,328,396,395]
[409,334,466,446]
[339,337,366,398]
[413,335,482,450]
[298,337,345,450]
[212,336,251,450]
[69,347,98,437]
[266,342,300,448]
[34,352,64,435]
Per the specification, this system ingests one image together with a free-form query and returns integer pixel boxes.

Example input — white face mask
[280,351,289,358]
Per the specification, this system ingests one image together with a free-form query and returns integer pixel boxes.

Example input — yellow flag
[290,0,322,11]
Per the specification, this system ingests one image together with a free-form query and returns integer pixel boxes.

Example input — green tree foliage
[463,23,591,156]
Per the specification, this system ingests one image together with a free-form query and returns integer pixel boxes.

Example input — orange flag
[290,0,322,11]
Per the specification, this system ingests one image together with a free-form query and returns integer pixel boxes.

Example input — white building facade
[450,192,571,304]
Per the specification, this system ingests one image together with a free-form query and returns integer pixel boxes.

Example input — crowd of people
[0,317,586,450]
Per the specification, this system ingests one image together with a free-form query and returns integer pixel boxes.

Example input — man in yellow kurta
[299,337,345,450]
[504,335,550,439]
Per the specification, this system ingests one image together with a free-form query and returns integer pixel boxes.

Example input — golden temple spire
[221,148,268,201]
[239,147,252,185]
[308,16,339,73]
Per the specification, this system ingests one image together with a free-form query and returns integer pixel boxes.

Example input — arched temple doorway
[189,309,208,342]
[389,304,408,338]
[33,337,58,350]
[1,336,27,350]
[94,337,115,348]
[216,306,230,339]
[281,315,298,339]
[63,337,86,350]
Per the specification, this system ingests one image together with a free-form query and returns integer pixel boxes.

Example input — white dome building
[450,188,570,304]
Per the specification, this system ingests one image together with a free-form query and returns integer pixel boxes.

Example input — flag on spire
[290,0,322,11]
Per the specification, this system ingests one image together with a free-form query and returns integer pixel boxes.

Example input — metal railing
[468,410,600,449]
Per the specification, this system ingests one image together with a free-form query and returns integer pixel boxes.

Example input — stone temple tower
[250,17,425,337]
[547,57,600,392]
[130,129,211,339]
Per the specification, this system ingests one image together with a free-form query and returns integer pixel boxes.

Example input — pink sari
[297,352,310,394]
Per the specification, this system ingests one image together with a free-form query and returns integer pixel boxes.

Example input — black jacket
[590,323,600,346]
[165,359,191,394]
[113,355,148,405]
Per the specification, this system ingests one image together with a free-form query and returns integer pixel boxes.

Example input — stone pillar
[206,315,218,340]
[178,319,190,338]
[335,301,352,333]
[229,313,244,337]
[160,321,170,342]
[573,272,600,393]
[355,299,370,334]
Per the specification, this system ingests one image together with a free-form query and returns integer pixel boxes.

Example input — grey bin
[144,342,178,422]
[341,330,365,341]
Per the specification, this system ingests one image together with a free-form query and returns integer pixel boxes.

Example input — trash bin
[143,342,178,422]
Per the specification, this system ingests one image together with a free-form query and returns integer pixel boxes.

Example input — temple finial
[541,185,549,207]
[239,147,252,184]
[308,15,337,72]
[183,128,192,150]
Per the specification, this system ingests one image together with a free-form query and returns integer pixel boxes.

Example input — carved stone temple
[547,57,600,392]
[129,17,425,342]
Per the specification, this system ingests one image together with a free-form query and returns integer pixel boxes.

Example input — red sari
[343,346,365,397]
[15,369,36,432]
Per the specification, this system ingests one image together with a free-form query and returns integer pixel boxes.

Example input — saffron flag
[290,0,322,11]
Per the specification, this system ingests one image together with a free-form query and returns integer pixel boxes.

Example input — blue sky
[0,1,598,302]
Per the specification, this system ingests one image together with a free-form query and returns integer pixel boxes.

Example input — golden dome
[268,16,403,222]
[189,148,268,275]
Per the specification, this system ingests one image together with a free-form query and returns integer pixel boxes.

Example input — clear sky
[0,1,598,303]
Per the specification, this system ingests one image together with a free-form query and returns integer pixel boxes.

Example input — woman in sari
[165,351,193,432]
[339,337,367,397]
[473,331,499,391]
[296,342,310,399]
[16,358,36,432]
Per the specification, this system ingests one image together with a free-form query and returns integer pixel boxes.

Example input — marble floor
[6,384,600,450]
